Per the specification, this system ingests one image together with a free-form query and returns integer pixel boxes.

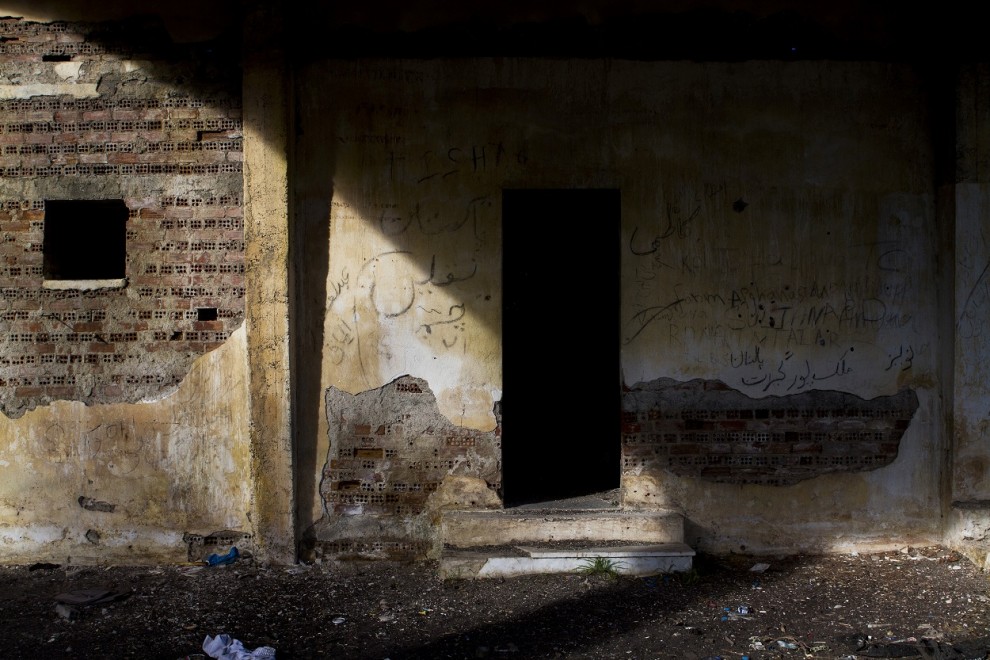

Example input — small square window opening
[43,200,128,281]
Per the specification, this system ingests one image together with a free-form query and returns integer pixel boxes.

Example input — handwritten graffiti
[353,251,479,320]
[327,246,481,368]
[328,318,355,365]
[361,251,417,318]
[884,344,915,371]
[385,142,528,185]
[40,420,144,473]
[84,422,142,475]
[416,304,466,349]
[327,268,350,308]
[422,256,477,287]
[624,297,688,345]
[377,196,493,241]
[730,342,921,392]
[629,204,701,255]
[736,347,855,392]
[42,423,68,463]
[626,275,913,348]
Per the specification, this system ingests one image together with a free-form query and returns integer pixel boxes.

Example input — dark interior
[501,188,621,507]
[43,199,128,281]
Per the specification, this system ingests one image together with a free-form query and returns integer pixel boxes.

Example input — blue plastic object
[206,546,239,566]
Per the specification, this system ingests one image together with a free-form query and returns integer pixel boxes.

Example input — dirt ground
[1,545,988,659]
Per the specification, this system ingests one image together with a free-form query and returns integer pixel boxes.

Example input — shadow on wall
[622,378,920,487]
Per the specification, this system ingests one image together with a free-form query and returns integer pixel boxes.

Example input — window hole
[43,199,127,281]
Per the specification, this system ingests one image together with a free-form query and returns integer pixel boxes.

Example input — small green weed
[676,567,701,585]
[577,556,627,578]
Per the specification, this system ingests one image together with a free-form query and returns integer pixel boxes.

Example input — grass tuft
[578,556,627,578]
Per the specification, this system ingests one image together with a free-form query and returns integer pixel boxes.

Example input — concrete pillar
[242,2,295,564]
[948,63,990,568]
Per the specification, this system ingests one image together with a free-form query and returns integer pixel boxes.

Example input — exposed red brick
[108,153,139,164]
[45,386,76,398]
[0,16,243,415]
[87,343,117,353]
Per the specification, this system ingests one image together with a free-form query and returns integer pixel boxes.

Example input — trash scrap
[203,633,275,659]
[29,562,61,571]
[55,603,77,620]
[53,587,129,620]
[749,563,771,573]
[721,605,752,621]
[206,546,239,567]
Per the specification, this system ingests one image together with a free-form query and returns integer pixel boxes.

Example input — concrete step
[440,542,696,579]
[440,509,685,548]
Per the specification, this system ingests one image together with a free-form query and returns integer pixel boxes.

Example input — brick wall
[323,376,501,517]
[622,378,919,486]
[0,17,243,416]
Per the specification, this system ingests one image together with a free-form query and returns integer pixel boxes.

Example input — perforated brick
[323,376,500,516]
[0,16,243,416]
[621,378,919,485]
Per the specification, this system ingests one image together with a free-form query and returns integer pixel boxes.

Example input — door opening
[501,188,621,507]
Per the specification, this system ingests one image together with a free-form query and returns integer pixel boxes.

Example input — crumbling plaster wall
[0,325,252,563]
[0,16,253,563]
[0,17,244,415]
[297,57,942,553]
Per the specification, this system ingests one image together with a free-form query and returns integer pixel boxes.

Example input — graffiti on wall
[624,184,928,393]
[323,93,528,391]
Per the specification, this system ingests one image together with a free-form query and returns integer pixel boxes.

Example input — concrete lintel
[0,83,98,99]
[42,278,127,291]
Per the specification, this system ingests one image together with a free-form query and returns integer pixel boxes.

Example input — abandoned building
[0,0,988,575]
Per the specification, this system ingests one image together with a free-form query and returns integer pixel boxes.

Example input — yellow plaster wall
[299,58,942,550]
[0,326,252,564]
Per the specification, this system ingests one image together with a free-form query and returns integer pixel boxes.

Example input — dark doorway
[501,188,621,507]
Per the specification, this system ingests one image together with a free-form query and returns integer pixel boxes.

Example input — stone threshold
[439,542,695,579]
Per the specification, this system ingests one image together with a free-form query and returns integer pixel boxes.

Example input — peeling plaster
[0,327,253,564]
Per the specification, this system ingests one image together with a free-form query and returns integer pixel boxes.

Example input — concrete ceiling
[0,1,975,61]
